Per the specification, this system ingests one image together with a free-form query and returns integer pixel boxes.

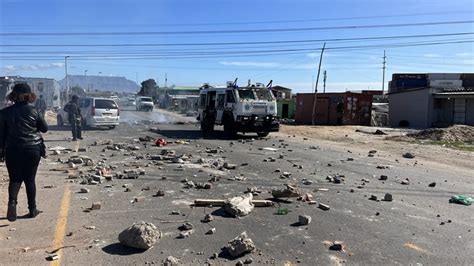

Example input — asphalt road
[0,108,472,265]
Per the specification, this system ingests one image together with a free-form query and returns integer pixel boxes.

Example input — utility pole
[382,50,386,98]
[65,56,70,101]
[323,70,327,93]
[84,70,88,93]
[311,42,326,125]
[165,73,168,88]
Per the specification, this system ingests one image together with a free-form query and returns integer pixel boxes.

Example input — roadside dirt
[277,125,474,175]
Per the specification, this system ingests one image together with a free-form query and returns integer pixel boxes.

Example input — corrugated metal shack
[295,92,373,125]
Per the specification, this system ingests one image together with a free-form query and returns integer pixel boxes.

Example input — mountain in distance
[59,75,140,93]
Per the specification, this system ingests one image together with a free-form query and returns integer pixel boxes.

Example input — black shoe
[78,137,83,140]
[72,138,77,141]
[7,202,17,222]
[27,208,41,218]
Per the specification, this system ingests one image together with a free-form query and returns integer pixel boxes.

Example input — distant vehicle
[127,97,136,106]
[197,81,279,137]
[110,95,119,101]
[136,96,154,111]
[57,97,120,129]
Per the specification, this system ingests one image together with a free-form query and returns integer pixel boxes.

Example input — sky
[0,0,473,92]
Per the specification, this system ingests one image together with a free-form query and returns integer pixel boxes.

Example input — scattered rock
[79,188,90,194]
[163,256,180,266]
[177,230,194,239]
[153,190,165,197]
[271,184,301,198]
[178,223,193,231]
[223,162,237,170]
[298,215,312,225]
[206,228,216,235]
[91,202,101,210]
[318,203,330,211]
[429,182,436,187]
[118,221,160,250]
[224,194,255,217]
[379,175,388,181]
[384,193,393,202]
[403,153,415,159]
[401,179,410,185]
[201,214,214,223]
[225,232,256,258]
[329,241,344,251]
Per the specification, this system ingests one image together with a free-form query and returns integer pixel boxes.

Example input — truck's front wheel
[257,132,269,137]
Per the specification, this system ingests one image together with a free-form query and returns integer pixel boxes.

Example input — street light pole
[84,70,88,93]
[65,56,70,101]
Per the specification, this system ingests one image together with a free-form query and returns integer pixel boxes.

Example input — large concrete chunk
[225,232,256,258]
[271,184,301,198]
[118,221,160,250]
[224,193,255,217]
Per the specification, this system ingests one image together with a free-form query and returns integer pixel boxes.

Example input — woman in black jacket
[0,83,48,222]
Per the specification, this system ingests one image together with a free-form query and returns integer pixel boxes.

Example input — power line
[3,10,471,28]
[1,32,472,48]
[1,20,472,36]
[2,39,473,61]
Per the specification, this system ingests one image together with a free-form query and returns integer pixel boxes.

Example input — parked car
[127,97,136,106]
[57,97,120,129]
[136,96,154,111]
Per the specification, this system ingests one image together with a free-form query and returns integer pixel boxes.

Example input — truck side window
[226,90,236,103]
[217,94,225,107]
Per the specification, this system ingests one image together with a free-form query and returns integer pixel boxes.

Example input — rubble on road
[163,256,180,266]
[93,139,113,146]
[118,221,161,250]
[329,241,344,251]
[224,193,255,217]
[298,215,312,225]
[327,174,344,184]
[225,232,256,258]
[403,152,415,159]
[271,184,301,198]
[201,214,214,223]
[318,203,330,211]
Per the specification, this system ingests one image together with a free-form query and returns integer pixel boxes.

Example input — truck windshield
[254,88,274,101]
[238,89,255,100]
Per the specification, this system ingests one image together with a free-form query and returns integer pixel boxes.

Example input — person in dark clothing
[0,83,48,222]
[35,94,47,118]
[63,95,82,141]
[336,100,344,125]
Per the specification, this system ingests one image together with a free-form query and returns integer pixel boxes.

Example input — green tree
[139,79,157,98]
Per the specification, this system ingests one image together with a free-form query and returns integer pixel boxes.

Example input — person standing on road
[35,94,47,118]
[63,95,82,141]
[0,83,48,222]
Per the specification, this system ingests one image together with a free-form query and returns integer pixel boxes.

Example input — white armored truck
[197,81,279,137]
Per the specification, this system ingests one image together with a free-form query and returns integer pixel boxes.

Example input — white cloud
[455,52,472,57]
[423,53,441,58]
[1,62,65,74]
[219,61,280,68]
[306,53,320,58]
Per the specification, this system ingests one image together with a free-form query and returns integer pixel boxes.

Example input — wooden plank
[194,199,273,207]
